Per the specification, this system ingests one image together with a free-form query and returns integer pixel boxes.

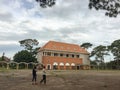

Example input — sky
[0,0,120,60]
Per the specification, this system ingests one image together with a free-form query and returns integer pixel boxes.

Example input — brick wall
[42,56,82,70]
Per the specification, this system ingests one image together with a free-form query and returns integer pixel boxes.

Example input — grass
[0,68,9,73]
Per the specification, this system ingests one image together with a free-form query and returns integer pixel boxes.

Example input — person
[40,66,46,84]
[32,66,37,85]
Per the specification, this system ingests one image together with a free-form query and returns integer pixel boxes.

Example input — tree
[32,47,41,57]
[13,50,37,63]
[91,45,108,63]
[90,60,97,65]
[89,0,120,17]
[35,0,120,17]
[36,0,56,8]
[108,39,120,69]
[0,57,2,61]
[19,39,39,52]
[18,39,40,63]
[106,60,119,69]
[81,42,93,49]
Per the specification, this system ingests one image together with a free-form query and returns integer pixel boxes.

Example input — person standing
[40,66,46,84]
[32,66,37,85]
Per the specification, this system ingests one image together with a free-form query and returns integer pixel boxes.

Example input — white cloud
[0,0,120,60]
[0,41,18,45]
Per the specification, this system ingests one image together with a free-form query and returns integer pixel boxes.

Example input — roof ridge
[49,40,80,46]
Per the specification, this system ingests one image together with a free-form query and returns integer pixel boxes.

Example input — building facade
[37,41,90,70]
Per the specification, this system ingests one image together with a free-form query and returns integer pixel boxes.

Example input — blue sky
[0,0,120,61]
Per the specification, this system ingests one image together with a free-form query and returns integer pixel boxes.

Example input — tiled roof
[40,41,89,54]
[3,56,10,62]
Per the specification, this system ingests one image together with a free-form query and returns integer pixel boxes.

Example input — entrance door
[77,65,80,70]
[47,64,51,70]
[53,65,58,70]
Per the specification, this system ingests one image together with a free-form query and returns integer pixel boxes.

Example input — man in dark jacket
[32,66,37,85]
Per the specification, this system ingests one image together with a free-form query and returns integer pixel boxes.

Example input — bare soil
[0,70,120,90]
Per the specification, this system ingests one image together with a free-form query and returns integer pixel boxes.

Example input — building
[37,41,90,70]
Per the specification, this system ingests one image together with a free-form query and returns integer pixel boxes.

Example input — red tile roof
[40,41,89,54]
[3,56,10,62]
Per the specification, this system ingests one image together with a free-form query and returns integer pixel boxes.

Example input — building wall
[37,50,81,62]
[42,56,82,70]
[37,51,43,63]
[80,54,90,65]
[37,50,90,70]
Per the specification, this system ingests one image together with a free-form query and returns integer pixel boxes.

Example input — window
[72,54,74,58]
[60,53,63,57]
[47,52,51,56]
[76,55,80,58]
[54,53,58,56]
[66,54,69,57]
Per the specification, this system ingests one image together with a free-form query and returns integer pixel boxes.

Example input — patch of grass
[0,68,9,72]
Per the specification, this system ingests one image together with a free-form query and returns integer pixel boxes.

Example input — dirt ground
[0,70,120,90]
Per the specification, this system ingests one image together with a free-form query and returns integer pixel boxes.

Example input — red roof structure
[40,41,89,54]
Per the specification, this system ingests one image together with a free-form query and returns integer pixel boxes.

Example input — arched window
[65,63,70,66]
[59,62,64,66]
[71,63,75,66]
[53,62,58,66]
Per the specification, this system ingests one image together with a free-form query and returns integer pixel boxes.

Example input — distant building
[37,41,90,70]
[1,52,10,62]
[2,56,10,62]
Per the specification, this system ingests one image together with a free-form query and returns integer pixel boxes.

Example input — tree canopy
[91,45,108,63]
[81,42,93,49]
[35,0,120,17]
[36,0,56,8]
[13,50,37,63]
[109,39,120,58]
[108,39,120,69]
[89,0,120,17]
[0,57,2,61]
[17,39,40,63]
[19,39,39,52]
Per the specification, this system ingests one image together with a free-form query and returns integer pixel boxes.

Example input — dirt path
[0,70,120,90]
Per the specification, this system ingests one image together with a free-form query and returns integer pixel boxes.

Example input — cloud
[36,0,89,20]
[0,12,13,22]
[0,44,23,58]
[0,0,120,59]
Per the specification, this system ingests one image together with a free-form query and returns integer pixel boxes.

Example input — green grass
[0,68,9,73]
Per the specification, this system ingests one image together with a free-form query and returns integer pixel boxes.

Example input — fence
[90,65,120,70]
[0,61,120,70]
[0,61,42,69]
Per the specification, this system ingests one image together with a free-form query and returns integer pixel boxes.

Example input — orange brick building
[37,41,90,70]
